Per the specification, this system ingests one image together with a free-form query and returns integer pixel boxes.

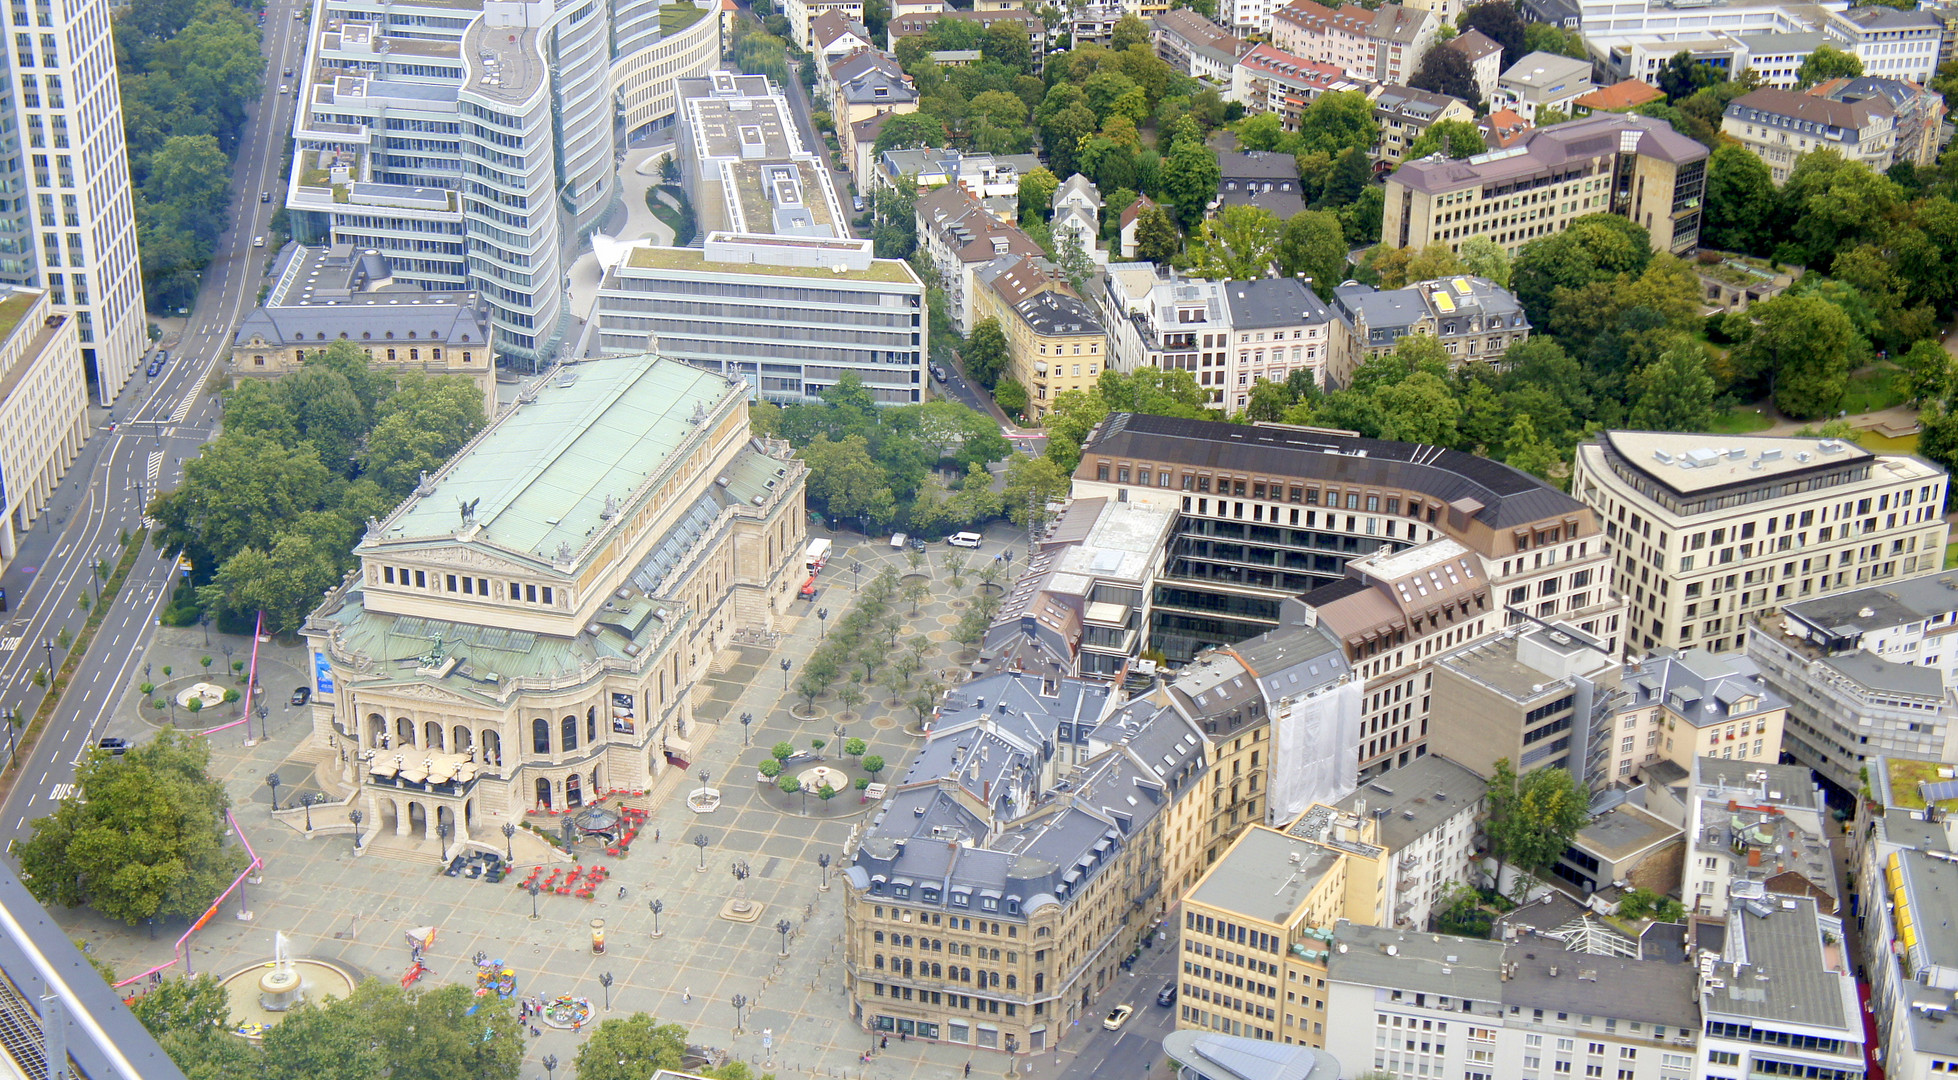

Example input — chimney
[1748,848,1762,868]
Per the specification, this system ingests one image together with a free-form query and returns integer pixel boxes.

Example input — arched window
[562,715,579,751]
[930,963,941,978]
[874,955,885,969]
[535,777,552,807]
[1006,974,1017,990]
[874,931,885,944]
[532,718,550,753]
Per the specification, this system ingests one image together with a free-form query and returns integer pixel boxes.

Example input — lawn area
[1946,540,1958,570]
[1841,361,1908,415]
[1708,407,1774,434]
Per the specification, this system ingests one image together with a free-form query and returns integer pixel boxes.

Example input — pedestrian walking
[880,1036,888,1050]
[618,885,627,899]
[684,987,691,1003]
[964,1062,972,1077]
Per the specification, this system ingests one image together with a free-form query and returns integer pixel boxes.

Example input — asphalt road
[0,3,303,848]
[1053,912,1181,1080]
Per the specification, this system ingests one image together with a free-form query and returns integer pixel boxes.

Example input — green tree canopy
[1162,136,1221,224]
[1484,758,1590,899]
[17,730,246,924]
[1404,118,1488,160]
[964,317,1011,389]
[1276,211,1346,297]
[1409,45,1480,104]
[1797,44,1863,88]
[1189,204,1283,280]
[1734,294,1864,419]
[1703,143,1776,254]
[1299,91,1380,159]
[573,1013,690,1080]
[1627,343,1719,432]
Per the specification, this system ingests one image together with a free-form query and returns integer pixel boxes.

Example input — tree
[1189,204,1283,280]
[1524,21,1589,61]
[1917,403,1958,508]
[801,433,898,530]
[1134,203,1182,263]
[1456,236,1511,287]
[1404,243,1468,283]
[1511,213,1653,321]
[994,378,1029,415]
[981,19,1031,71]
[1797,44,1863,89]
[1111,12,1151,50]
[1243,379,1292,422]
[1373,372,1462,446]
[873,111,945,154]
[1734,294,1864,419]
[16,729,245,925]
[1404,118,1487,160]
[964,318,1010,389]
[1162,136,1221,225]
[1409,46,1480,104]
[1483,758,1589,900]
[355,374,487,497]
[1298,91,1380,158]
[573,1013,689,1080]
[1903,339,1957,406]
[1703,143,1776,254]
[771,741,796,763]
[1655,50,1722,102]
[1778,150,1906,271]
[1056,228,1094,294]
[1016,166,1058,226]
[1276,210,1346,297]
[1627,344,1718,432]
[659,154,680,183]
[844,736,868,760]
[1318,147,1371,208]
[1002,455,1071,526]
[862,754,887,778]
[1458,1,1526,67]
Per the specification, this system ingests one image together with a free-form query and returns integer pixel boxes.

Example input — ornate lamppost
[693,833,709,872]
[649,898,664,938]
[776,918,793,957]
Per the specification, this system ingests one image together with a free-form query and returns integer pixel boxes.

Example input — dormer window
[981,896,999,912]
[921,886,940,903]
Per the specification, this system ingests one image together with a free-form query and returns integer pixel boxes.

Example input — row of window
[380,565,556,606]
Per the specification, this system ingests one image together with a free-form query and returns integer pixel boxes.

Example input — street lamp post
[436,821,450,861]
[502,822,516,862]
[851,561,860,592]
[731,993,747,1033]
[817,607,829,639]
[776,918,793,957]
[42,638,53,681]
[818,852,832,891]
[599,971,614,1011]
[780,658,791,689]
[649,898,664,938]
[265,773,282,812]
[740,711,753,746]
[301,794,320,831]
[698,769,709,794]
[256,705,269,740]
[348,808,363,852]
[542,1054,558,1080]
[693,833,709,872]
[527,880,542,921]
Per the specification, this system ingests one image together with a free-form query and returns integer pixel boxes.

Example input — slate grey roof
[1621,648,1785,729]
[1705,896,1853,1035]
[1782,570,1958,641]
[1725,87,1891,134]
[1160,1032,1343,1080]
[1221,277,1332,330]
[1502,948,1698,1030]
[1016,291,1103,337]
[1334,756,1485,850]
[1373,83,1467,120]
[1218,149,1301,182]
[1824,649,1946,699]
[1189,827,1342,922]
[1328,922,1506,1002]
[1080,412,1587,531]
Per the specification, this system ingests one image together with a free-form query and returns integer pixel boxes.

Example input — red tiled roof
[1573,79,1665,112]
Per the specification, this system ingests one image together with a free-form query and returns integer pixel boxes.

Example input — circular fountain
[216,932,358,1039]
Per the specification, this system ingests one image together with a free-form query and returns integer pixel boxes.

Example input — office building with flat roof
[1332,755,1486,930]
[1697,895,1865,1080]
[1428,619,1619,783]
[0,286,82,569]
[285,0,721,366]
[302,353,807,857]
[1382,113,1708,256]
[1572,431,1950,656]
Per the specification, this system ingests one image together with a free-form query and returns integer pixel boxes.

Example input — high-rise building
[285,0,721,367]
[1571,431,1950,656]
[0,285,83,567]
[0,0,143,403]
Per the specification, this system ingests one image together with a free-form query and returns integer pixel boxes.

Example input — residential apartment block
[1101,268,1339,404]
[1443,30,1503,105]
[0,286,82,568]
[916,184,1045,335]
[786,0,865,47]
[1810,76,1947,170]
[1271,0,1436,86]
[285,0,720,366]
[1329,276,1529,384]
[302,354,808,846]
[1382,113,1708,257]
[831,51,919,187]
[1721,87,1895,183]
[1370,85,1477,168]
[1330,755,1487,931]
[1824,4,1942,83]
[1230,44,1363,128]
[1604,648,1787,784]
[1571,431,1950,656]
[1154,9,1249,82]
[232,244,498,415]
[973,255,1107,418]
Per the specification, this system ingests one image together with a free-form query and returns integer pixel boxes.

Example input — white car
[889,532,908,549]
[1102,1004,1134,1031]
[253,236,266,247]
[278,84,289,93]
[948,532,981,548]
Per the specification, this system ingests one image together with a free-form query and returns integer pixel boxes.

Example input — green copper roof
[370,354,739,566]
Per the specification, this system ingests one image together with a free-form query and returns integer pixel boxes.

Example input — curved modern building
[285,0,720,367]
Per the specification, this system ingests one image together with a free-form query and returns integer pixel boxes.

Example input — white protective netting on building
[1268,680,1362,824]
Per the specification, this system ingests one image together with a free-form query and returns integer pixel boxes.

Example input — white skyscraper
[0,0,145,404]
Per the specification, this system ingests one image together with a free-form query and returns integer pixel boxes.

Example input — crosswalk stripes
[146,451,162,483]
[168,391,194,424]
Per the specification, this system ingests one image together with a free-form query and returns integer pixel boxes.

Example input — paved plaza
[48,524,1131,1079]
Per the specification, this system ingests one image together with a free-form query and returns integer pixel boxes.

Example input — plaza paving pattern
[49,525,1134,1079]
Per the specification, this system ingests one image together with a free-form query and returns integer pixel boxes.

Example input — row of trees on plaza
[789,566,953,722]
[117,0,266,312]
[130,969,774,1080]
[148,344,486,634]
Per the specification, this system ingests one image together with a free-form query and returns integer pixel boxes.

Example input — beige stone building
[1720,86,1895,183]
[0,286,84,568]
[1382,112,1708,256]
[1606,647,1787,783]
[231,245,497,415]
[972,255,1106,419]
[301,353,806,859]
[1571,430,1950,656]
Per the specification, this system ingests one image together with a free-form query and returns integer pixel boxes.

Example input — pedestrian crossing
[146,452,162,484]
[168,391,194,425]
